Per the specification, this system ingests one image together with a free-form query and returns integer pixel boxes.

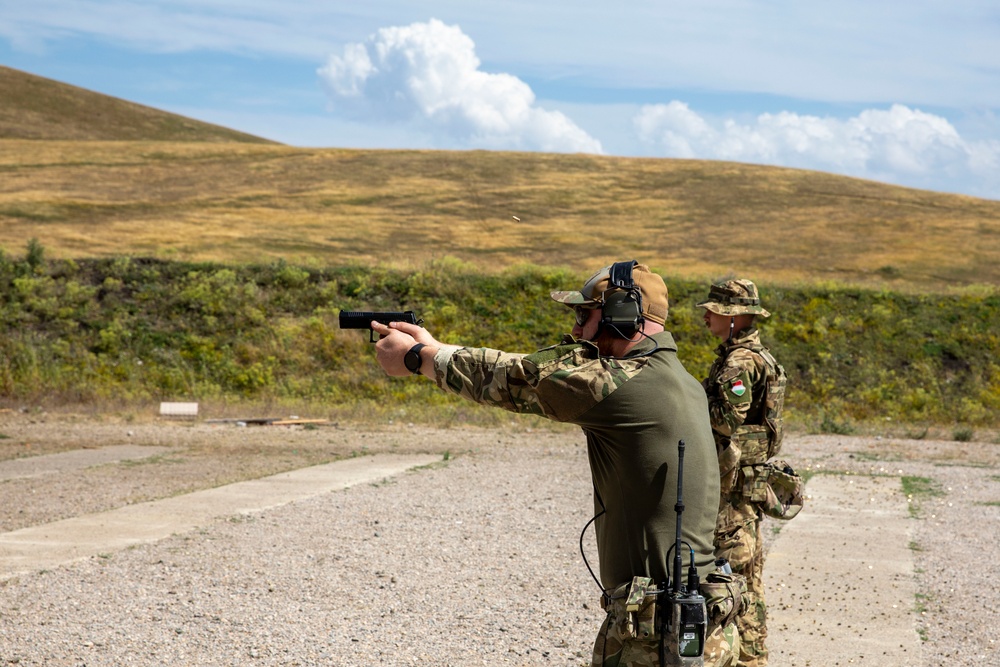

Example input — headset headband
[608,260,637,292]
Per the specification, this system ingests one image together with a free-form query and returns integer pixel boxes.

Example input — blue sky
[2,1,998,199]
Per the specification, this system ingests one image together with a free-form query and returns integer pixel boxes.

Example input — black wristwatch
[404,343,426,375]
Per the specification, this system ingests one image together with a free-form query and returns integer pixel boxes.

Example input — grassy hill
[0,65,274,143]
[2,68,1000,434]
[2,141,999,294]
[2,66,997,295]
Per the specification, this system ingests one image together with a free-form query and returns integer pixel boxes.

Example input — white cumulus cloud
[317,19,602,154]
[634,103,1000,197]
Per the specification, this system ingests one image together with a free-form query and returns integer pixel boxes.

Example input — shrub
[2,250,999,428]
[953,427,974,442]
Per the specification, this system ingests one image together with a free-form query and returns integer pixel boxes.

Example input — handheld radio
[660,439,708,666]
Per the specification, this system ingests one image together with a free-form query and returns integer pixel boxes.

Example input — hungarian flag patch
[730,379,747,397]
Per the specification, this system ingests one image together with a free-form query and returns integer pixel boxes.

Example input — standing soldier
[698,279,801,667]
[372,261,747,666]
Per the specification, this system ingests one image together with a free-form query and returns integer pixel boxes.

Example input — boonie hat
[697,278,770,318]
[550,262,669,325]
[760,460,804,520]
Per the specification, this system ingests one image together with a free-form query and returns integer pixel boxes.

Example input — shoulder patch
[730,379,747,397]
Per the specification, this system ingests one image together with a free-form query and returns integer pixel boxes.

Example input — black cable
[580,492,611,667]
[579,499,606,593]
[663,540,696,592]
[598,324,660,359]
[625,327,660,358]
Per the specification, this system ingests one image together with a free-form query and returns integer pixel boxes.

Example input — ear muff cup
[602,289,642,338]
[601,260,644,339]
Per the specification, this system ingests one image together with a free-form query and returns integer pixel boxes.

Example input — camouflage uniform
[698,280,790,667]
[594,572,746,667]
[431,332,720,588]
[430,264,738,666]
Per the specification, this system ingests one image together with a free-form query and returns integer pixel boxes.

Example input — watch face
[405,346,422,373]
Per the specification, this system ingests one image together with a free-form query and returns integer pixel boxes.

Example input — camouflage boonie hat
[760,460,804,520]
[550,262,669,325]
[697,278,770,318]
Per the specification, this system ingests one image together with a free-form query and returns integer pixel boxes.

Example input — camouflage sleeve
[432,341,645,422]
[705,349,761,437]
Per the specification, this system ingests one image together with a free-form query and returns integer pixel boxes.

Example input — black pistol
[339,310,422,342]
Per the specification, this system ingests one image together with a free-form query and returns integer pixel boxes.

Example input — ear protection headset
[600,260,644,339]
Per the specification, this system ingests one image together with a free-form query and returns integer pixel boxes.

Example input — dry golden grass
[0,65,271,143]
[2,138,998,292]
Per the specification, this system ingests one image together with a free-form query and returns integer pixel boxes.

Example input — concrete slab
[0,453,441,581]
[0,445,173,481]
[765,474,922,666]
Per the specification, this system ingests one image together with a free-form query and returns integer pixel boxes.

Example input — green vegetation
[846,451,897,463]
[901,476,946,518]
[819,416,854,435]
[3,242,1000,430]
[952,427,974,441]
[915,590,933,643]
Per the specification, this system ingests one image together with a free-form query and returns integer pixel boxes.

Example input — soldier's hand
[386,320,438,346]
[372,321,416,376]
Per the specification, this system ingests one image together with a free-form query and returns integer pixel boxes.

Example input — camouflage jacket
[431,334,652,422]
[704,328,771,440]
[433,332,721,587]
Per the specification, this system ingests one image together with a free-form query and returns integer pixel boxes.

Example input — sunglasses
[574,305,598,327]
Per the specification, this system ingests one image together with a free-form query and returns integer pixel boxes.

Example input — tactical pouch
[622,576,658,641]
[603,577,659,641]
[742,464,769,503]
[732,425,770,465]
[713,506,757,570]
[700,568,749,630]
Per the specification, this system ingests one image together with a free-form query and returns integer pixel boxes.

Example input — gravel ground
[0,413,998,666]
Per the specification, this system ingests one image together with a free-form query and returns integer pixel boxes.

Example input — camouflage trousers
[715,501,766,667]
[591,578,741,667]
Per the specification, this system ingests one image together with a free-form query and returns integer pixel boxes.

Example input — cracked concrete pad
[0,453,440,580]
[766,474,922,666]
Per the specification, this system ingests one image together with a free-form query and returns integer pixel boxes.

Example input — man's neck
[601,323,664,358]
[721,326,758,348]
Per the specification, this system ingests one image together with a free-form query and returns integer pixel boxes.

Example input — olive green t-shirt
[434,331,719,590]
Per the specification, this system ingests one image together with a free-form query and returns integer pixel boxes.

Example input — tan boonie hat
[760,460,804,520]
[550,262,669,325]
[697,278,770,318]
